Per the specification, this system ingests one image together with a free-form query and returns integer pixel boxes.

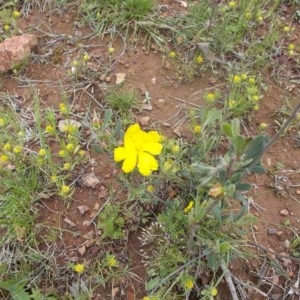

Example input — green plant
[105,88,138,113]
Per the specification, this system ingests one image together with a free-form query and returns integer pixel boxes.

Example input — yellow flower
[184,278,194,290]
[51,175,58,183]
[0,154,8,163]
[61,185,70,194]
[3,143,11,151]
[83,53,90,61]
[252,95,259,102]
[66,143,75,152]
[12,10,21,18]
[4,25,10,32]
[172,144,180,154]
[146,185,154,193]
[78,150,85,156]
[59,150,67,157]
[259,123,268,130]
[13,145,22,154]
[253,104,259,111]
[233,75,241,84]
[45,124,55,134]
[0,118,5,127]
[108,47,115,54]
[184,201,194,213]
[241,73,247,80]
[17,131,25,138]
[59,103,69,114]
[283,26,290,32]
[256,14,263,23]
[38,148,47,157]
[114,124,163,176]
[228,1,236,8]
[106,254,118,267]
[205,93,215,102]
[248,77,255,84]
[74,263,85,273]
[196,55,204,64]
[169,51,176,58]
[211,287,218,297]
[288,44,295,51]
[208,183,224,198]
[71,60,78,66]
[228,99,236,108]
[63,163,71,171]
[245,12,252,19]
[194,125,201,133]
[288,50,294,57]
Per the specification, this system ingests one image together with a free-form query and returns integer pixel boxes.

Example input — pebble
[151,77,156,85]
[78,245,86,256]
[280,209,289,216]
[81,172,100,189]
[139,116,150,126]
[141,103,153,111]
[267,228,277,235]
[115,72,126,84]
[77,205,90,216]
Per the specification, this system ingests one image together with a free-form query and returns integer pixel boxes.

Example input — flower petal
[148,131,162,143]
[143,142,162,155]
[114,147,126,162]
[124,123,142,147]
[137,152,158,176]
[122,149,137,173]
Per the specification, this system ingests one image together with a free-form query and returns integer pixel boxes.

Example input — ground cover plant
[0,0,300,299]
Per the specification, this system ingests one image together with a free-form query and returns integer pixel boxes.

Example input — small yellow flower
[288,44,295,51]
[73,263,85,273]
[17,131,25,138]
[256,14,263,23]
[59,150,67,157]
[228,1,236,8]
[71,60,78,66]
[196,55,204,64]
[259,123,268,130]
[184,201,194,213]
[0,154,9,163]
[63,163,71,171]
[51,175,58,183]
[83,53,90,62]
[194,125,201,133]
[283,26,290,32]
[38,148,47,157]
[252,95,259,102]
[4,25,10,32]
[169,51,176,58]
[288,50,294,57]
[233,75,241,84]
[211,287,218,297]
[107,254,117,267]
[3,143,11,151]
[66,143,75,152]
[0,118,5,127]
[12,10,21,18]
[13,145,22,154]
[248,77,255,84]
[172,144,180,154]
[61,185,70,194]
[108,47,115,54]
[245,12,252,20]
[205,93,215,103]
[59,103,69,114]
[184,278,194,290]
[241,73,247,80]
[228,99,236,108]
[253,104,259,111]
[45,124,55,134]
[78,150,85,156]
[146,184,154,193]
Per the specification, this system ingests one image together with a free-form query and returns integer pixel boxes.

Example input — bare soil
[1,1,300,299]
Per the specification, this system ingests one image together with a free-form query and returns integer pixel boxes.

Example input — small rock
[81,173,100,188]
[280,209,289,216]
[164,61,171,70]
[105,76,111,82]
[284,239,290,249]
[271,294,282,300]
[98,186,108,199]
[78,245,86,256]
[0,34,37,73]
[74,30,83,37]
[162,122,171,127]
[99,74,106,81]
[85,239,96,248]
[173,126,183,137]
[267,228,277,235]
[77,205,90,216]
[115,73,126,84]
[180,1,187,8]
[139,116,150,126]
[267,248,276,260]
[58,119,82,133]
[64,217,75,227]
[252,225,259,231]
[112,287,120,297]
[151,77,156,85]
[141,103,153,111]
[82,230,95,240]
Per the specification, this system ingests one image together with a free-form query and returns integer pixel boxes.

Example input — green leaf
[222,123,233,138]
[231,118,240,137]
[218,169,227,184]
[103,108,113,125]
[250,165,266,174]
[0,279,31,300]
[236,183,252,191]
[92,144,104,154]
[234,135,246,155]
[212,205,222,225]
[146,277,160,291]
